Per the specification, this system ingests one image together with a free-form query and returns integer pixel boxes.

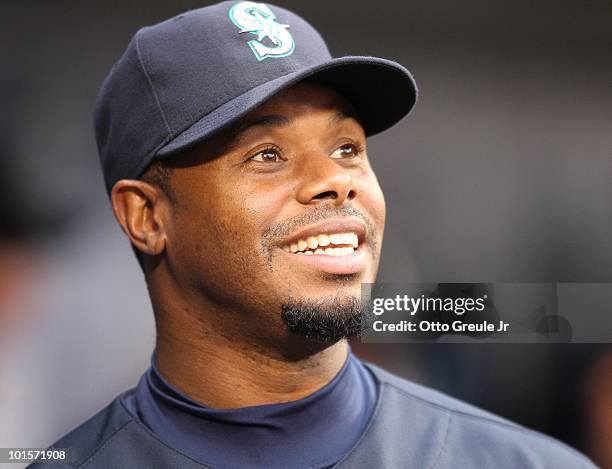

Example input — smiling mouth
[281,232,359,257]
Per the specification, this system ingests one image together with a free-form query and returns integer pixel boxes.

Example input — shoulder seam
[78,420,134,468]
[385,381,591,462]
[429,411,452,469]
[116,398,213,468]
[330,374,386,466]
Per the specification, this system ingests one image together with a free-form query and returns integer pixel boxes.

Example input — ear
[110,180,169,257]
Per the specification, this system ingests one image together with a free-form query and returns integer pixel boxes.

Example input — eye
[250,147,282,163]
[330,142,364,160]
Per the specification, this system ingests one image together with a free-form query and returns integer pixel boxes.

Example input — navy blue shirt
[43,354,597,468]
[121,351,378,469]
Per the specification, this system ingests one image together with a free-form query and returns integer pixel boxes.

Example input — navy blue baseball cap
[95,1,418,194]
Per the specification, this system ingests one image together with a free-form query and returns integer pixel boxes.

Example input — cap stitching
[135,29,173,135]
[168,61,352,137]
[166,65,324,134]
[129,59,415,181]
[171,58,417,141]
[168,74,270,131]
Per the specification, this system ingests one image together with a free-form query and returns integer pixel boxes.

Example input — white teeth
[329,234,343,245]
[337,233,350,245]
[283,232,359,254]
[304,246,354,256]
[323,247,355,257]
[346,233,358,247]
[317,234,331,246]
[307,236,319,249]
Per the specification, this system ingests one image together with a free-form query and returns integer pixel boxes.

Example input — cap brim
[155,56,417,159]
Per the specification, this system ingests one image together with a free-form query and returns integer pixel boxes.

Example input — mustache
[261,203,378,250]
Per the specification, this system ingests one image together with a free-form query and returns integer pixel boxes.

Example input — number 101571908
[2,448,68,463]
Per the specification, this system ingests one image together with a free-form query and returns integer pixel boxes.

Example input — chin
[280,293,366,343]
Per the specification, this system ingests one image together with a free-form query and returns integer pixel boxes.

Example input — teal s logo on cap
[229,2,295,61]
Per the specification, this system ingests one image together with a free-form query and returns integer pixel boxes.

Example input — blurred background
[1,0,610,467]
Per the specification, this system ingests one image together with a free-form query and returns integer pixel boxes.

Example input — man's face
[161,83,386,343]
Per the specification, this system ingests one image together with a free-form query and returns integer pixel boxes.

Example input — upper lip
[278,216,367,248]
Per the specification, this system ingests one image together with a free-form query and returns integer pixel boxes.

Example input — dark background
[1,0,610,466]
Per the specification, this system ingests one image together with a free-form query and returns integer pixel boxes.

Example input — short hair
[132,159,174,273]
[140,158,174,200]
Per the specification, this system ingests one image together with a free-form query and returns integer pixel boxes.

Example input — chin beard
[281,295,371,343]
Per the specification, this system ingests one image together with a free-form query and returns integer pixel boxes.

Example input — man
[36,2,596,468]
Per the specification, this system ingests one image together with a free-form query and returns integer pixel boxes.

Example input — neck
[151,287,349,409]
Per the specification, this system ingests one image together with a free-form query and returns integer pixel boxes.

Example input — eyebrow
[221,107,360,152]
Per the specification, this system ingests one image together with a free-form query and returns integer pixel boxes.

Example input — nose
[294,157,357,206]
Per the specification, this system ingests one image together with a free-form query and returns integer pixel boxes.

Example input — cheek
[372,183,386,227]
[359,172,386,236]
[169,178,288,300]
[235,183,287,238]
